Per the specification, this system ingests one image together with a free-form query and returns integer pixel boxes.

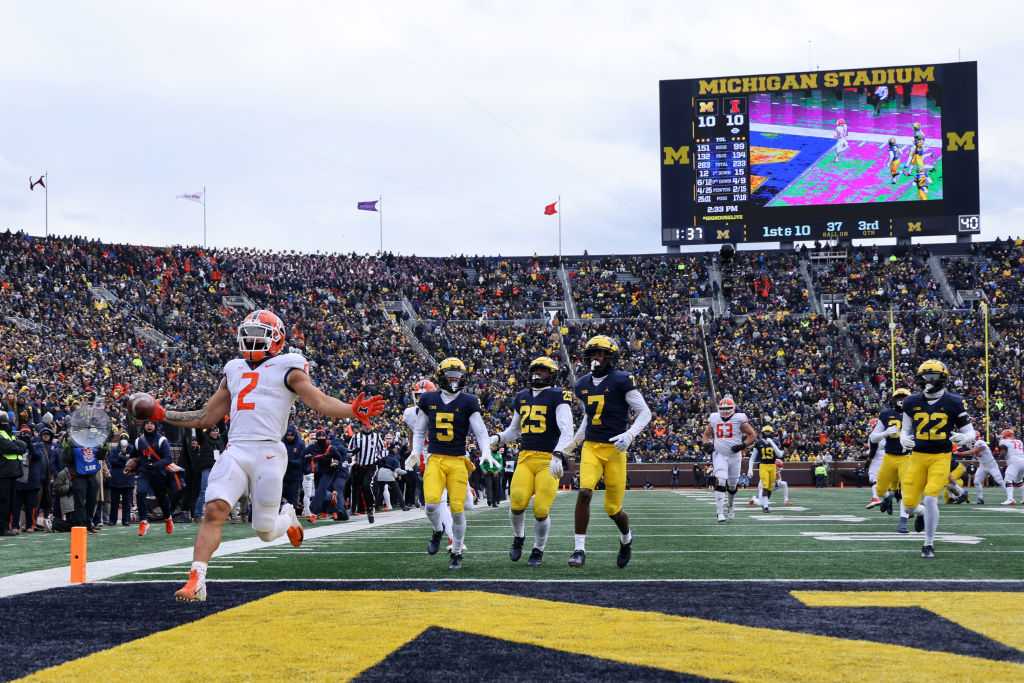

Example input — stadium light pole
[379,194,383,254]
[203,185,207,248]
[982,300,990,442]
[557,194,562,262]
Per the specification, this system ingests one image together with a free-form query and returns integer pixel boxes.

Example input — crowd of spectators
[2,229,1022,511]
[565,255,711,318]
[720,251,810,314]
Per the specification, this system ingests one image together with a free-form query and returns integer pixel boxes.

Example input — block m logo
[907,221,923,233]
[946,131,976,151]
[698,100,715,113]
[663,146,690,165]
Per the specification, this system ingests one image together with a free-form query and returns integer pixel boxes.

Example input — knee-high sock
[871,483,878,498]
[1006,481,1016,502]
[778,480,789,502]
[899,500,909,519]
[441,502,453,536]
[451,512,466,551]
[714,489,725,516]
[425,503,443,532]
[257,510,291,542]
[923,495,939,545]
[511,510,525,538]
[534,517,551,551]
[756,481,763,504]
[975,475,985,501]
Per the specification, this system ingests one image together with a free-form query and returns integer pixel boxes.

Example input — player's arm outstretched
[286,370,384,427]
[132,378,232,430]
[609,387,652,452]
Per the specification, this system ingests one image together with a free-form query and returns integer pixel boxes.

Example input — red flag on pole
[544,201,558,215]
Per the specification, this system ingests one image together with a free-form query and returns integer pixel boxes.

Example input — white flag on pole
[177,191,203,203]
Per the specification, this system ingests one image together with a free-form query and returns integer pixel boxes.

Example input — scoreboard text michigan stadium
[659,61,979,245]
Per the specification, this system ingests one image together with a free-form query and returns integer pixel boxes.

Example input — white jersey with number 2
[224,353,308,442]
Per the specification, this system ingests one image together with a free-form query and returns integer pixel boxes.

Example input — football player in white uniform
[952,438,1005,504]
[130,310,385,602]
[999,429,1024,505]
[702,396,756,522]
[833,118,849,162]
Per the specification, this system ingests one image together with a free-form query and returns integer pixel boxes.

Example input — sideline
[0,508,425,599]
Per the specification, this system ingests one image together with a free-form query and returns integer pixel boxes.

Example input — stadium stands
[2,229,1021,466]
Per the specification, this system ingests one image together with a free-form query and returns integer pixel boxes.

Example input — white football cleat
[1001,499,1016,506]
[717,513,727,523]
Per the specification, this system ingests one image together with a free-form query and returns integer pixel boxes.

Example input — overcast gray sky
[1,1,1021,256]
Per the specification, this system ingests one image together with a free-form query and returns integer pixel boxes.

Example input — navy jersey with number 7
[574,370,635,443]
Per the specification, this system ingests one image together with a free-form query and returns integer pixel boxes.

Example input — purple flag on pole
[357,200,378,211]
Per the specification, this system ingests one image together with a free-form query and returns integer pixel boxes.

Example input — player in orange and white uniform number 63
[128,310,385,602]
[899,359,975,559]
[702,395,757,522]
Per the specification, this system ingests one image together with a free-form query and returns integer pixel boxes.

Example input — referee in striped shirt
[348,423,385,523]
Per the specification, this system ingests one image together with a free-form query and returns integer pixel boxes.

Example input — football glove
[900,433,916,451]
[884,425,899,437]
[350,392,385,428]
[610,431,633,452]
[405,454,419,471]
[549,452,567,479]
[479,452,499,471]
[950,432,972,446]
[702,442,714,454]
[489,434,501,449]
[730,443,746,453]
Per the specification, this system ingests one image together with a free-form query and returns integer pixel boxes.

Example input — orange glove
[351,392,385,428]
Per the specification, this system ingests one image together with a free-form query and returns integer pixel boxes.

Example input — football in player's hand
[128,392,157,420]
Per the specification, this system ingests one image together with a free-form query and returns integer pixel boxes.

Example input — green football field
[6,488,1022,585]
[62,487,1023,583]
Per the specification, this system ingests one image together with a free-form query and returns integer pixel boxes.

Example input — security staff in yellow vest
[0,412,29,536]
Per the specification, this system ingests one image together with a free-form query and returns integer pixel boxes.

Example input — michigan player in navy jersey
[491,356,574,567]
[868,388,912,532]
[410,357,497,569]
[566,336,651,568]
[899,360,975,558]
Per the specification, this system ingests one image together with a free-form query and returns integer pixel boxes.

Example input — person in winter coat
[106,432,136,526]
[15,425,48,532]
[282,425,306,512]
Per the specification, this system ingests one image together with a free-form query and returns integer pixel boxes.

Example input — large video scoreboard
[660,62,979,245]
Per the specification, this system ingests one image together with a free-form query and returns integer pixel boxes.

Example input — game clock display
[660,61,980,245]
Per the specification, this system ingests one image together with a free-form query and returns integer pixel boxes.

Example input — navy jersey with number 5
[902,391,970,454]
[575,370,635,443]
[514,387,572,452]
[418,391,481,456]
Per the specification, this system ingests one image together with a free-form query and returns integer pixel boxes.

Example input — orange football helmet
[411,378,437,400]
[1001,428,1015,439]
[718,396,736,419]
[237,310,286,362]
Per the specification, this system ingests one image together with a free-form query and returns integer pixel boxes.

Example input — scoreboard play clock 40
[659,62,980,245]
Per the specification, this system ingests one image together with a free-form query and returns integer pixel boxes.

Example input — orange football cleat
[175,569,207,602]
[165,518,175,535]
[287,524,304,548]
[138,520,150,537]
[307,514,318,524]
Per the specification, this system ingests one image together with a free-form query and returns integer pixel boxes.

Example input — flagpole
[557,194,562,262]
[203,185,207,248]
[44,171,48,237]
[379,194,383,254]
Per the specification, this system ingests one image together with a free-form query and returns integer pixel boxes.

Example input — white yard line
[97,577,1024,585]
[0,508,425,599]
